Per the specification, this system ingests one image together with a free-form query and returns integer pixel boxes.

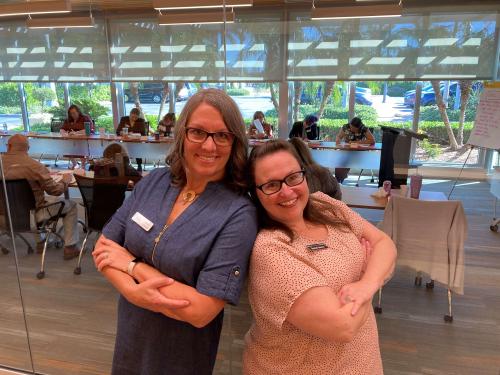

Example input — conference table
[250,140,382,169]
[341,185,447,209]
[0,132,175,161]
[1,133,382,170]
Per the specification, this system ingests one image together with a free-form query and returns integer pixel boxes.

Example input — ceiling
[0,0,498,12]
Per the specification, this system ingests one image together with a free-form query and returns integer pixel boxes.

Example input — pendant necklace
[182,189,198,204]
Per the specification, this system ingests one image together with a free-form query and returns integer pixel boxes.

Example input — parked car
[300,86,372,106]
[403,81,481,107]
[124,83,196,103]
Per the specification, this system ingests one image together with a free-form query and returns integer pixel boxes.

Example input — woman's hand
[337,280,378,316]
[127,277,190,312]
[337,238,378,316]
[93,237,135,272]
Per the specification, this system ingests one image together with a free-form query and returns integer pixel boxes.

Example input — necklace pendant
[183,190,197,204]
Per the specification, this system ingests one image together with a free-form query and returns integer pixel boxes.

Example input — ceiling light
[153,0,251,10]
[158,11,235,25]
[26,16,95,29]
[0,0,71,17]
[311,4,402,20]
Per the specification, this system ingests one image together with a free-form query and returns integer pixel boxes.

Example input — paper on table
[253,119,265,134]
[60,129,86,136]
[51,171,76,184]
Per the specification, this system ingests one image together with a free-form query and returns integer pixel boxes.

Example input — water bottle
[3,123,7,133]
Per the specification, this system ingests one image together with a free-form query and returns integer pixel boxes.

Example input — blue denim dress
[102,168,258,375]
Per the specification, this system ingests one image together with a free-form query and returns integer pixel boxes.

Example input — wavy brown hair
[67,104,83,122]
[247,140,351,241]
[166,89,249,194]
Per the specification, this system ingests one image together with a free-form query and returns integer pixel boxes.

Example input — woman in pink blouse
[243,139,396,374]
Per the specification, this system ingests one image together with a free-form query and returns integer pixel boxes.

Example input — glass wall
[0,5,499,375]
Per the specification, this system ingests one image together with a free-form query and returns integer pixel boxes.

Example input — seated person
[116,108,146,172]
[95,142,142,184]
[249,111,273,139]
[62,104,94,133]
[289,114,319,140]
[117,108,146,136]
[61,104,94,169]
[289,137,342,200]
[2,134,80,260]
[157,112,175,137]
[334,117,375,183]
[336,117,375,145]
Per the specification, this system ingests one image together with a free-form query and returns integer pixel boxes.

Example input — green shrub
[0,106,21,114]
[47,105,67,118]
[265,105,377,124]
[419,106,476,122]
[93,116,115,133]
[72,98,108,119]
[93,114,159,134]
[420,139,442,158]
[145,114,158,132]
[31,87,56,111]
[227,88,250,96]
[387,82,416,97]
[0,83,21,107]
[354,106,378,123]
[419,121,474,144]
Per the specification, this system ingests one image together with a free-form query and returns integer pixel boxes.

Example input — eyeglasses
[256,170,306,195]
[185,127,234,147]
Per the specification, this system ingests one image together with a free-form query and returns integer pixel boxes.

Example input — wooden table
[341,186,447,210]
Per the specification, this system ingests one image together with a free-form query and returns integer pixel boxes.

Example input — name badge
[306,243,328,251]
[131,212,154,232]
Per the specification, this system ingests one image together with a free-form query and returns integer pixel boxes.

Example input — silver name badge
[306,243,328,251]
[131,212,154,232]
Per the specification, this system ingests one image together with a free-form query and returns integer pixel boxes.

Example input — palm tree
[130,82,144,116]
[269,83,279,114]
[157,82,170,122]
[174,81,186,101]
[317,81,335,119]
[293,82,302,122]
[457,80,472,146]
[431,80,459,150]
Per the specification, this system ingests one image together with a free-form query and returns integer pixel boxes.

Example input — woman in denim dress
[92,89,258,375]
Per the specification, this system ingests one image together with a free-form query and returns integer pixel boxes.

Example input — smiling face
[182,102,232,182]
[254,150,309,227]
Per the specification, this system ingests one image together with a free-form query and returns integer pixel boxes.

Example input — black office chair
[73,174,128,275]
[0,179,66,279]
[38,118,65,166]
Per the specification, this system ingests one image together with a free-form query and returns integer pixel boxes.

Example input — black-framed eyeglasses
[185,127,235,147]
[256,170,306,195]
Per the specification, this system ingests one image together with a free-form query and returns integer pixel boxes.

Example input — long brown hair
[247,140,351,241]
[166,89,248,194]
[67,104,83,122]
